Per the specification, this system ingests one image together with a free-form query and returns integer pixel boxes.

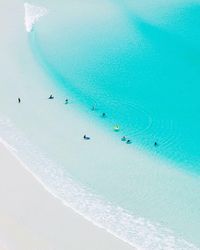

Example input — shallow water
[31,0,200,172]
[0,0,200,249]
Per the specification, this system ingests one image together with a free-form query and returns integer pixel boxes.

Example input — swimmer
[154,142,158,147]
[83,135,90,140]
[18,98,21,103]
[126,139,132,144]
[65,98,69,104]
[48,94,54,99]
[121,136,126,142]
[102,113,106,118]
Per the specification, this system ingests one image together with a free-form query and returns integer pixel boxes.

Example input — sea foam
[0,118,198,250]
[24,3,48,32]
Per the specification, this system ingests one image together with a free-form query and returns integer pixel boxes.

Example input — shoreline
[0,136,138,249]
[0,139,134,250]
[0,0,200,249]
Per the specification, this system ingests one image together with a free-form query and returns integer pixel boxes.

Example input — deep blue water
[31,0,200,173]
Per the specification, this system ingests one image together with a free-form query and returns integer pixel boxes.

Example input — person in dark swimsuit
[83,135,90,140]
[18,98,21,103]
[48,94,54,99]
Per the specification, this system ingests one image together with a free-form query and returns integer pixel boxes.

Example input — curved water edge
[0,118,198,250]
[29,0,200,171]
[24,2,200,248]
[29,30,198,176]
[0,1,199,249]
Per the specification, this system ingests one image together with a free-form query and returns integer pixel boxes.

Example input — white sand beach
[0,142,134,250]
[1,0,200,249]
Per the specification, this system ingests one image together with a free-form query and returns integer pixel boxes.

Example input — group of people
[48,94,68,104]
[18,95,68,104]
[17,95,159,147]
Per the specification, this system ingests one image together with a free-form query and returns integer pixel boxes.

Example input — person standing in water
[18,98,21,103]
[65,98,69,104]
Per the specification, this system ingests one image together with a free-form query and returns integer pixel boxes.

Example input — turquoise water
[1,0,200,249]
[31,0,200,172]
[21,1,200,248]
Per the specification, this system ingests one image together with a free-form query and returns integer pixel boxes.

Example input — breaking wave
[24,2,48,32]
